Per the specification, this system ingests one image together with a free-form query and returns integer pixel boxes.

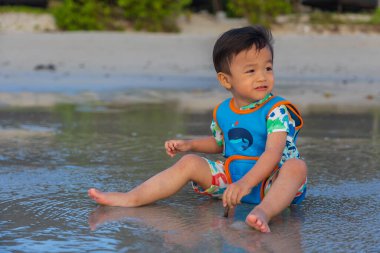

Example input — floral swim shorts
[191,158,307,204]
[191,158,228,198]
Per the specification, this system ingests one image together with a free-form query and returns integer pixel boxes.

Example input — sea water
[0,102,379,253]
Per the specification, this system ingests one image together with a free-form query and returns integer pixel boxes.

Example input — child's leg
[88,154,213,207]
[246,159,307,233]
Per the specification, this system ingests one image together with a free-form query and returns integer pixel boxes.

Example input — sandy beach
[0,14,379,112]
[1,14,380,253]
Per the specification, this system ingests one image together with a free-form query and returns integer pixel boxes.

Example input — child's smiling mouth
[254,85,268,91]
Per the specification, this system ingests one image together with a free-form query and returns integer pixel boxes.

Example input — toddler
[88,25,307,233]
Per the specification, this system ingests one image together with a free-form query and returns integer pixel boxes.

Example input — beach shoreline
[0,14,379,112]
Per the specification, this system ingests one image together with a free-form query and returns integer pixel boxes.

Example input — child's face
[220,46,274,108]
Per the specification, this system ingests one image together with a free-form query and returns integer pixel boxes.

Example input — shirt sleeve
[210,119,224,147]
[267,105,290,134]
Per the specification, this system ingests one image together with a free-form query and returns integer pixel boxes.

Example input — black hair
[212,25,274,74]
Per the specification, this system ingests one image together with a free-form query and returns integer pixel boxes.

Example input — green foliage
[116,0,190,32]
[227,0,292,27]
[53,0,111,31]
[0,6,48,14]
[370,8,380,25]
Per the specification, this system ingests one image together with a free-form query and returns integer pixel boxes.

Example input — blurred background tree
[51,0,190,31]
[226,0,292,26]
[1,0,379,31]
[116,0,190,32]
[53,0,112,30]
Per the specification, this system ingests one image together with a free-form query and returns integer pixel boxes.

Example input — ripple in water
[0,105,379,252]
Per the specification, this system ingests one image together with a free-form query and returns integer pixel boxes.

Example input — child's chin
[252,94,269,101]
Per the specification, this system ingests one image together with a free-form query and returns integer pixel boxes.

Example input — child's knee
[176,154,212,184]
[177,154,204,172]
[179,154,201,164]
[281,159,307,178]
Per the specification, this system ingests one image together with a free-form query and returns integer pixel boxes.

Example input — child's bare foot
[246,207,271,233]
[88,188,114,206]
[88,188,134,207]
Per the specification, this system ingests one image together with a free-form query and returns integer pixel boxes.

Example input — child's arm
[222,131,287,208]
[165,136,223,157]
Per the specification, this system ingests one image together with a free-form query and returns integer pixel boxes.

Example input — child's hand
[165,140,192,157]
[222,180,251,208]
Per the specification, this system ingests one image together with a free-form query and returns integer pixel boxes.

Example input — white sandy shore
[0,14,379,112]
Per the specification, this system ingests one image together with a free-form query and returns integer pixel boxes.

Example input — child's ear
[217,72,232,90]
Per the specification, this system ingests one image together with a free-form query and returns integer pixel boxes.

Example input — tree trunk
[212,0,222,13]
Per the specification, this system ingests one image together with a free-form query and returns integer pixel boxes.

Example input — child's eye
[246,69,255,73]
[266,67,273,71]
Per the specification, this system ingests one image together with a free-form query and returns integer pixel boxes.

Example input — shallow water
[0,103,379,253]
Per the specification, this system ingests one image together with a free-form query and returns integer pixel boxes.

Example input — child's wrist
[186,140,194,151]
[239,177,255,189]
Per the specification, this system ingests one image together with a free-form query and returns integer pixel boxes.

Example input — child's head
[213,25,273,75]
[213,26,275,107]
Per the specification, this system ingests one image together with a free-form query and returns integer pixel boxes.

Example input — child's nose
[256,70,267,82]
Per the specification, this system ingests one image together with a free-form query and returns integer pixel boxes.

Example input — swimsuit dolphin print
[228,128,253,151]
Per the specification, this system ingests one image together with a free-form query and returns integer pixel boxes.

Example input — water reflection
[0,104,379,252]
[88,202,304,253]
